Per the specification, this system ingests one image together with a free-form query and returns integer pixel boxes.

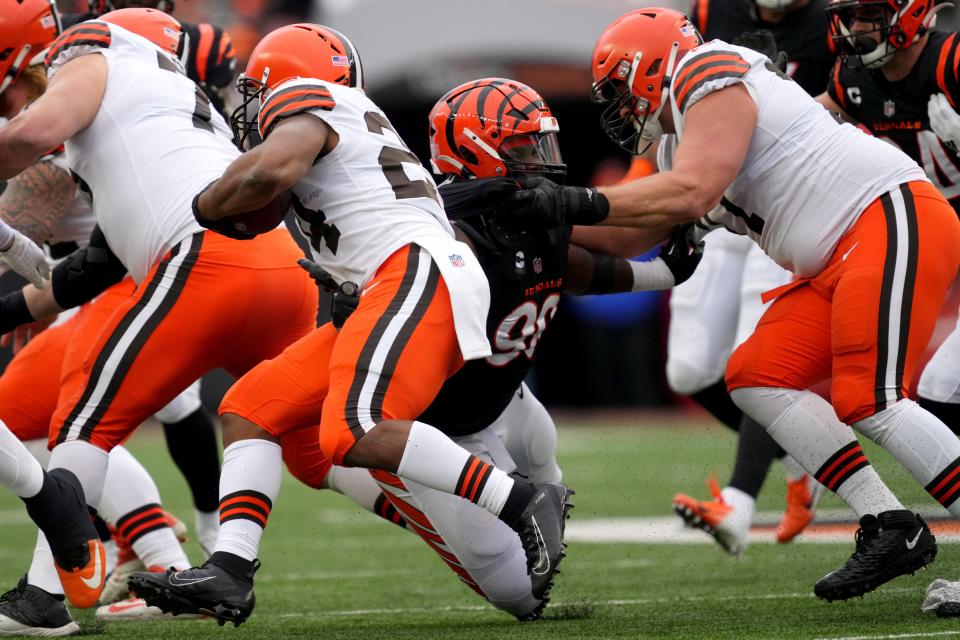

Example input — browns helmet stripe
[258,84,336,137]
[324,26,362,88]
[45,22,112,66]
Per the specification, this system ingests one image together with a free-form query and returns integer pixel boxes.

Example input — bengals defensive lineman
[0,5,320,618]
[816,0,960,616]
[669,0,837,556]
[272,77,702,620]
[508,6,960,601]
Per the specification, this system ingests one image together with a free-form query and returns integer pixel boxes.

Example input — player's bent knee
[280,427,331,490]
[221,413,278,447]
[667,358,717,396]
[830,379,874,425]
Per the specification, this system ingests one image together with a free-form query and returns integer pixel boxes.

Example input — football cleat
[99,512,187,605]
[673,477,748,556]
[128,553,259,627]
[815,510,936,601]
[95,596,204,622]
[517,482,574,602]
[55,539,106,610]
[0,575,80,636]
[776,474,824,544]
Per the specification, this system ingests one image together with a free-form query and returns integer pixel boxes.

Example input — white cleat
[95,598,204,622]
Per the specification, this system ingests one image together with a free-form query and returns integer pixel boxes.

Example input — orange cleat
[673,476,748,555]
[55,539,106,609]
[776,474,821,543]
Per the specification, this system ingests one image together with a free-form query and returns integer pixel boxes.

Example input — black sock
[691,380,743,432]
[728,415,781,499]
[22,469,92,563]
[92,514,112,542]
[919,396,960,436]
[207,551,256,582]
[498,481,536,532]
[162,408,221,512]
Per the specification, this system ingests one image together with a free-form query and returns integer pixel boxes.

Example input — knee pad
[667,358,720,396]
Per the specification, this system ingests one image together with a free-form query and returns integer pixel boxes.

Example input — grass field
[1,413,958,639]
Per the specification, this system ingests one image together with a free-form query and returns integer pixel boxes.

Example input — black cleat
[0,575,80,636]
[517,483,574,602]
[128,553,259,627]
[814,510,936,602]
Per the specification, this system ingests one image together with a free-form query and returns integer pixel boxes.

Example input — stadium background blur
[18,0,960,411]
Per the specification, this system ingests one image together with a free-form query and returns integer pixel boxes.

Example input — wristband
[0,289,35,335]
[629,258,675,291]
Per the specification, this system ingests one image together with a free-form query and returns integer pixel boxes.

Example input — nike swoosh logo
[169,573,217,586]
[80,546,103,589]
[906,529,923,550]
[842,241,860,262]
[529,516,551,576]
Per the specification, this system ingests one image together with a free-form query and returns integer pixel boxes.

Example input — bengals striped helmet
[827,0,940,68]
[591,8,702,154]
[428,78,565,181]
[231,23,363,148]
[100,8,184,59]
[0,0,61,97]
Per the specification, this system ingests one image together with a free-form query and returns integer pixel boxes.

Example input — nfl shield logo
[533,257,543,274]
[883,100,896,118]
[449,254,465,268]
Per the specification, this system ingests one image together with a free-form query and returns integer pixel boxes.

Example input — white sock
[194,509,219,558]
[214,439,281,561]
[26,532,62,596]
[98,446,189,570]
[780,455,807,482]
[47,440,110,509]
[0,420,44,498]
[721,486,756,518]
[22,439,51,469]
[325,465,382,513]
[396,421,515,515]
[731,387,903,516]
[855,399,960,516]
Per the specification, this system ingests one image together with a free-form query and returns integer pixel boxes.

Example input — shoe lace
[0,587,19,605]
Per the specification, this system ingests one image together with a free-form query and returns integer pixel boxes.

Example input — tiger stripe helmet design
[827,0,941,68]
[428,78,565,181]
[0,0,61,97]
[98,8,184,60]
[590,8,702,154]
[231,23,362,148]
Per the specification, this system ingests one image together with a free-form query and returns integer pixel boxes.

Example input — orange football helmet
[827,0,940,68]
[99,8,184,59]
[230,23,363,148]
[590,8,702,154]
[428,78,565,181]
[0,0,61,97]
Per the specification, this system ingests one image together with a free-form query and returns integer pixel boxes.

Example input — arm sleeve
[50,225,127,310]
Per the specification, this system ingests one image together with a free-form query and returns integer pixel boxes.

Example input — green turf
[1,416,958,639]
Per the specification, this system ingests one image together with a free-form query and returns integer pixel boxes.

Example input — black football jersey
[828,31,960,209]
[61,14,235,118]
[690,0,835,96]
[418,222,570,437]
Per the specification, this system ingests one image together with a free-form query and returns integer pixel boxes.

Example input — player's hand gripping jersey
[665,41,926,277]
[45,21,240,282]
[257,78,457,288]
[828,31,960,208]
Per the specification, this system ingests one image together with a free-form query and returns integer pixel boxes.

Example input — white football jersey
[257,78,454,286]
[665,40,927,277]
[47,21,240,282]
[44,151,96,249]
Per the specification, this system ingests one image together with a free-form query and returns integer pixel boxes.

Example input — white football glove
[921,578,960,613]
[928,93,960,153]
[0,231,50,289]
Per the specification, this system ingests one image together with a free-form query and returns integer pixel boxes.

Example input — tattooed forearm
[0,160,76,246]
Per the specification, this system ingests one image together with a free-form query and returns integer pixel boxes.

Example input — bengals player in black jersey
[817,0,960,617]
[273,77,703,621]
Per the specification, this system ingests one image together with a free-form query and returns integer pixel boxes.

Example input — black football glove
[297,258,359,329]
[658,223,704,286]
[733,29,788,73]
[438,177,520,220]
[505,176,610,229]
[191,184,256,241]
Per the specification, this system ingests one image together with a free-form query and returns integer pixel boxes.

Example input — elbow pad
[51,230,127,310]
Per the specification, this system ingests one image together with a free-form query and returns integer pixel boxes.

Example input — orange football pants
[220,243,464,466]
[50,229,318,451]
[727,181,960,424]
[0,279,137,442]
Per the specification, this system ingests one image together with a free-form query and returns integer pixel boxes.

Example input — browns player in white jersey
[0,5,320,618]
[508,6,960,600]
[127,25,572,626]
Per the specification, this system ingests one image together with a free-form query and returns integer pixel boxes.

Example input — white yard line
[813,632,960,640]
